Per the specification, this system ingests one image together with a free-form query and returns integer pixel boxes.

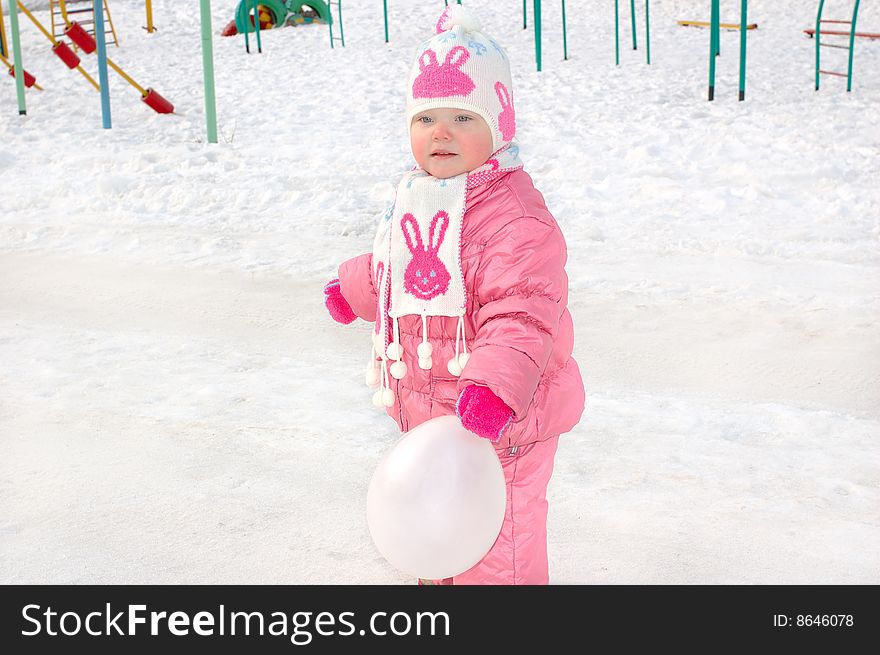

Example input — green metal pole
[846,0,861,91]
[253,0,262,53]
[738,0,747,100]
[534,0,541,71]
[645,0,650,64]
[614,0,619,65]
[814,0,825,90]
[383,0,388,43]
[713,0,720,57]
[523,0,527,29]
[630,0,637,50]
[338,0,344,47]
[708,0,718,100]
[200,0,218,143]
[562,0,567,60]
[243,0,250,52]
[8,0,25,114]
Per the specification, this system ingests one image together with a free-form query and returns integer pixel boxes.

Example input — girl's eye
[418,116,433,124]
[456,115,472,122]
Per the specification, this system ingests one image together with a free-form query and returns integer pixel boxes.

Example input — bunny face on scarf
[405,6,515,153]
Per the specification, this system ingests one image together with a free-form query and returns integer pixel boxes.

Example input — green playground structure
[233,0,331,35]
[228,0,343,50]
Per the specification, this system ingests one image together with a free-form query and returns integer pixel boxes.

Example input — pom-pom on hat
[406,6,515,152]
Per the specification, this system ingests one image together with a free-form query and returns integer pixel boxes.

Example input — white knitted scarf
[366,143,523,408]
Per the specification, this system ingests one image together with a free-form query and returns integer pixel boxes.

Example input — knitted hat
[405,6,516,153]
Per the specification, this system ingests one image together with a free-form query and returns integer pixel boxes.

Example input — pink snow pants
[443,435,560,585]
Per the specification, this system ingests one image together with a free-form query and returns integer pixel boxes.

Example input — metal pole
[523,0,527,29]
[630,0,637,50]
[738,0,747,100]
[145,0,155,33]
[533,0,541,71]
[645,0,650,64]
[338,0,344,46]
[253,0,262,53]
[614,0,619,65]
[200,0,218,143]
[243,0,250,52]
[94,0,111,127]
[8,0,25,114]
[814,0,825,90]
[708,0,718,100]
[383,0,388,43]
[561,0,567,60]
[846,0,861,91]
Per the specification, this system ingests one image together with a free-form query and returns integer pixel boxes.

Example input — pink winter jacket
[337,169,585,449]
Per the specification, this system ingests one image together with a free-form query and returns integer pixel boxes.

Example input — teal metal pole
[708,0,718,100]
[846,0,861,91]
[383,0,388,43]
[523,0,527,29]
[8,0,26,114]
[243,0,251,52]
[562,0,567,60]
[534,0,541,71]
[713,0,720,57]
[253,0,262,53]
[200,0,218,143]
[738,0,747,100]
[630,0,637,50]
[614,0,619,65]
[814,0,825,90]
[645,0,650,64]
[94,0,111,127]
[338,0,344,46]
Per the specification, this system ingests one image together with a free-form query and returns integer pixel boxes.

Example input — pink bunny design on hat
[495,81,515,141]
[412,46,475,99]
[401,211,452,301]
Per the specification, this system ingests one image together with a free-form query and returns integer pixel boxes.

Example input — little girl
[323,6,585,585]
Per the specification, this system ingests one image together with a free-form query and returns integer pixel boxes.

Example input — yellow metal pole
[0,0,9,57]
[105,57,146,95]
[145,0,154,33]
[16,1,100,90]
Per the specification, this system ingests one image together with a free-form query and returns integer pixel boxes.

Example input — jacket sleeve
[337,252,377,322]
[457,217,568,419]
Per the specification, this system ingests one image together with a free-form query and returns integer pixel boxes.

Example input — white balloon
[366,415,506,580]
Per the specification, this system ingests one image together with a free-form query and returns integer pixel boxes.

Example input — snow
[1,0,878,584]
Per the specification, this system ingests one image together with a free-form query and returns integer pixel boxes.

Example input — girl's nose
[432,121,452,140]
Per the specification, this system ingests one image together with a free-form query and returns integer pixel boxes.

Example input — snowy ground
[1,0,878,584]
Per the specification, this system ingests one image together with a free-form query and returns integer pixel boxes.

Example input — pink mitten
[456,385,514,442]
[323,279,357,325]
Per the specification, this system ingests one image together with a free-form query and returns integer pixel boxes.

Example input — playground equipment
[615,0,650,65]
[1,0,40,90]
[813,0,866,91]
[15,2,99,91]
[51,0,117,48]
[63,18,172,112]
[222,1,343,47]
[706,0,750,101]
